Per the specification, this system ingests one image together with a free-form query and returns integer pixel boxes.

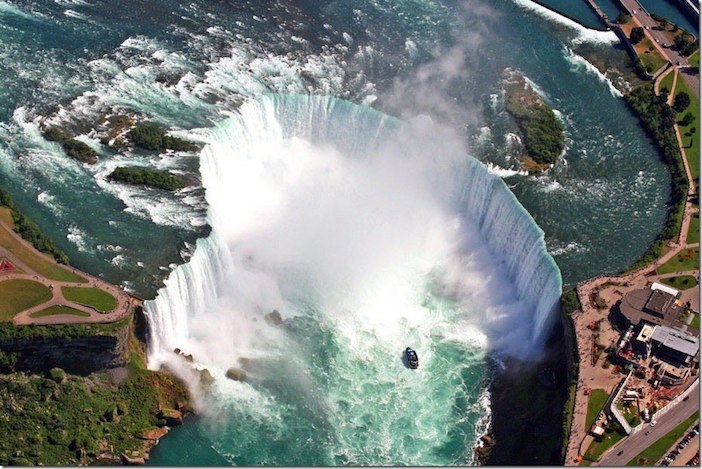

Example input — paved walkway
[619,0,700,98]
[0,217,132,325]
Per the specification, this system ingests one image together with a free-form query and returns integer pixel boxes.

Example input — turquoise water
[0,0,679,464]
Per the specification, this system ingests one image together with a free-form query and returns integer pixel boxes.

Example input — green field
[660,275,698,290]
[659,70,675,94]
[0,208,85,283]
[61,286,117,312]
[626,411,699,466]
[689,212,700,245]
[637,39,668,73]
[30,305,91,318]
[583,426,626,462]
[691,50,700,68]
[0,279,52,321]
[657,247,699,274]
[692,312,700,328]
[585,389,609,432]
[673,77,700,185]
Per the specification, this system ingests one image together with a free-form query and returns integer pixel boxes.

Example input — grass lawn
[657,247,699,274]
[659,70,675,94]
[0,208,85,284]
[673,77,700,184]
[688,212,700,245]
[62,286,117,312]
[585,389,609,432]
[660,275,698,290]
[0,279,52,321]
[636,38,667,74]
[30,305,90,318]
[626,411,699,466]
[692,312,700,328]
[583,426,627,462]
[690,50,700,68]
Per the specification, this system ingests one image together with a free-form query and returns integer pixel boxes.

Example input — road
[597,381,700,466]
[619,0,700,95]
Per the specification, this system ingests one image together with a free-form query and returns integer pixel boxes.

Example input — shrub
[126,123,197,152]
[679,112,694,127]
[630,27,645,45]
[673,92,691,112]
[107,167,186,191]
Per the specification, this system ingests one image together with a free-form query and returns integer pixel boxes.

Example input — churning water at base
[144,94,561,465]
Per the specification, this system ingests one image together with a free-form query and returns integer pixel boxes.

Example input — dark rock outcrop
[225,367,246,381]
[264,310,283,326]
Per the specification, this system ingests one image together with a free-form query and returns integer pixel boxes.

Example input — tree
[630,27,645,45]
[616,11,631,24]
[679,112,694,127]
[673,92,691,112]
[674,34,690,51]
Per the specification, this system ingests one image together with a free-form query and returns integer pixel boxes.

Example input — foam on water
[564,47,623,98]
[144,94,562,465]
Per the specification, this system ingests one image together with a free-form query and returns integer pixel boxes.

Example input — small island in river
[504,72,565,173]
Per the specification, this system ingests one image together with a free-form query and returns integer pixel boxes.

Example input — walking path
[0,216,132,326]
[619,0,700,98]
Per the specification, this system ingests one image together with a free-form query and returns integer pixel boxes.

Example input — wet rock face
[264,310,283,326]
[225,367,247,381]
[0,327,129,375]
[158,408,183,426]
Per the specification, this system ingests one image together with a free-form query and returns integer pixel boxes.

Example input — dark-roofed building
[618,285,683,328]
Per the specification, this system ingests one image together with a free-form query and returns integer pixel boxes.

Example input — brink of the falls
[143,94,562,466]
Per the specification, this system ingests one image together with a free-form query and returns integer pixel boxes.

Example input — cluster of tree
[0,357,189,466]
[561,288,581,316]
[126,123,198,152]
[623,85,689,271]
[630,27,645,45]
[673,92,690,113]
[0,189,69,264]
[42,127,98,164]
[674,34,698,56]
[107,166,187,191]
[507,100,564,165]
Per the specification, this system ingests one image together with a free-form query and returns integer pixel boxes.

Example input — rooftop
[619,287,683,327]
[651,325,699,357]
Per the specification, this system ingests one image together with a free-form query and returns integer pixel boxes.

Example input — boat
[405,347,419,369]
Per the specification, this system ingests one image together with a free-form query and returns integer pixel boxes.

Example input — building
[617,283,684,328]
[650,325,699,368]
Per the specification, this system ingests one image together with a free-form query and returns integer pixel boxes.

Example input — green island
[108,166,187,191]
[504,73,565,172]
[42,127,99,165]
[126,123,198,152]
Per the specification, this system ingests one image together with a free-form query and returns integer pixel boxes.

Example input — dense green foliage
[673,92,691,113]
[126,123,197,152]
[630,27,644,45]
[506,98,564,165]
[674,34,698,56]
[561,289,581,316]
[61,140,98,164]
[0,189,70,265]
[42,128,98,164]
[0,361,188,466]
[623,85,688,272]
[108,166,186,191]
[0,313,130,344]
[680,112,694,127]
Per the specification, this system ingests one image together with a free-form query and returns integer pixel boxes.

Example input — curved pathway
[0,218,133,326]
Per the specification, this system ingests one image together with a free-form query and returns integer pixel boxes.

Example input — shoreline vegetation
[108,166,187,191]
[0,311,192,466]
[0,189,70,265]
[504,72,565,173]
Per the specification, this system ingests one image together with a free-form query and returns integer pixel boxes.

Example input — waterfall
[145,93,562,366]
